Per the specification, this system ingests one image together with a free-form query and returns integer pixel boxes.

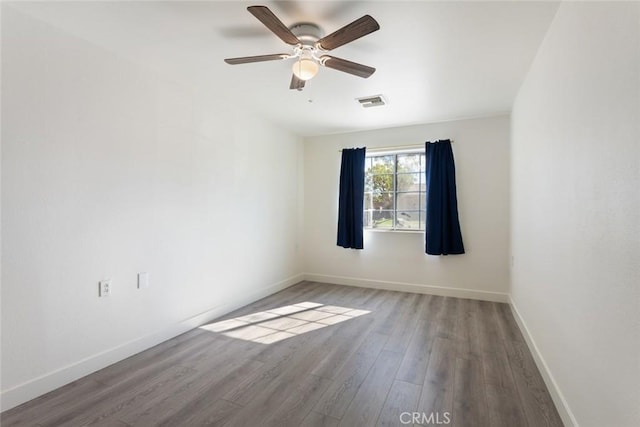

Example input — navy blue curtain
[425,140,465,255]
[337,148,366,249]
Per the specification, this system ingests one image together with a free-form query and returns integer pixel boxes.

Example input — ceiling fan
[224,5,380,91]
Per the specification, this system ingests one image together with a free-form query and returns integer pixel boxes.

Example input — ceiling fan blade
[320,55,376,78]
[316,15,379,51]
[289,74,306,91]
[224,54,290,65]
[247,6,301,45]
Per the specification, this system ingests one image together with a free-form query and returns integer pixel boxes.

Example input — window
[364,150,426,231]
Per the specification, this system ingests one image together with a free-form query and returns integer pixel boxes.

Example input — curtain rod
[338,140,453,153]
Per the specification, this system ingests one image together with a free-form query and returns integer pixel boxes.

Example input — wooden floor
[2,282,563,427]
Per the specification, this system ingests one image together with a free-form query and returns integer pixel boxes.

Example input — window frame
[364,149,426,232]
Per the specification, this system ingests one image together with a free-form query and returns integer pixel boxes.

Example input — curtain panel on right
[425,140,465,255]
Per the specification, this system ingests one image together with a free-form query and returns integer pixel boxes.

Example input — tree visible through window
[364,151,426,230]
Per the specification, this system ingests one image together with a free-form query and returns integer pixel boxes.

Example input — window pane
[363,210,373,228]
[420,210,426,230]
[397,211,421,229]
[397,154,421,173]
[364,151,427,231]
[371,155,394,169]
[366,156,394,194]
[370,174,394,193]
[371,192,394,210]
[367,210,393,229]
[397,173,421,192]
[420,154,426,172]
[397,192,422,210]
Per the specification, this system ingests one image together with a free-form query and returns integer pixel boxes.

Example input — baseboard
[304,273,509,303]
[509,297,578,427]
[0,273,304,412]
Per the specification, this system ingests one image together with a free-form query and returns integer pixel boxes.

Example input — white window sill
[365,228,424,235]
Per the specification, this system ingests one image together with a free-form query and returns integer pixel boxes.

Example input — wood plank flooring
[2,282,563,427]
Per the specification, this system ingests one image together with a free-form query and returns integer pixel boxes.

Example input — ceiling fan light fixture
[225,6,380,90]
[292,58,319,81]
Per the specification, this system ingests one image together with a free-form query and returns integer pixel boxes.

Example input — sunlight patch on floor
[199,302,371,344]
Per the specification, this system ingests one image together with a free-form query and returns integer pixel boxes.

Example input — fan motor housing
[290,23,324,46]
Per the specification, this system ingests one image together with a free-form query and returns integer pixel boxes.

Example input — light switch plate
[138,272,149,289]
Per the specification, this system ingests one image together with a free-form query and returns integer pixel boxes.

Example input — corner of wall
[508,297,578,427]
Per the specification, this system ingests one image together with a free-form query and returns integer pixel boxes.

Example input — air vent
[356,94,386,108]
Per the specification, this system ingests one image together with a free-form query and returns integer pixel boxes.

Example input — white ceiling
[8,1,560,136]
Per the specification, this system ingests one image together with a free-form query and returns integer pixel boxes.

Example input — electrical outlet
[138,272,149,289]
[99,280,111,297]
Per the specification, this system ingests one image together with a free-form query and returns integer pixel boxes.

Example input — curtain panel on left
[337,147,366,249]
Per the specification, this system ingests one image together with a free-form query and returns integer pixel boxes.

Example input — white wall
[1,7,303,410]
[304,116,510,301]
[511,2,639,426]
